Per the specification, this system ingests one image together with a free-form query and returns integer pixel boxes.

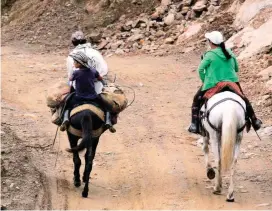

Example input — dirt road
[1,44,272,209]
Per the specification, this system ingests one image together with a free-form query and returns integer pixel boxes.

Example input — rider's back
[199,48,239,91]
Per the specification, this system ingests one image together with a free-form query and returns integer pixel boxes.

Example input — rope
[254,129,262,141]
[116,85,136,108]
[54,128,61,167]
[52,126,59,148]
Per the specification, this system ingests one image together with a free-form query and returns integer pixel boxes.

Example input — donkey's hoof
[82,191,88,198]
[226,198,235,202]
[74,180,81,187]
[207,168,215,180]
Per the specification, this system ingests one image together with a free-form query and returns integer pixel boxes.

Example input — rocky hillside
[2,0,272,121]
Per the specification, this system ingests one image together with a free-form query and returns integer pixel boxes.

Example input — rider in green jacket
[188,31,262,134]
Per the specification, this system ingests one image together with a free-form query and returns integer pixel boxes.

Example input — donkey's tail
[66,113,92,153]
[221,107,237,172]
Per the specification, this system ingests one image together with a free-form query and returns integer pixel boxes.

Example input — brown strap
[67,125,104,138]
[70,104,105,121]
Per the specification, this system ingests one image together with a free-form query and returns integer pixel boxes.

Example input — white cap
[205,31,224,45]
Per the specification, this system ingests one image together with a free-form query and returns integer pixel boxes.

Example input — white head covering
[205,31,224,45]
[69,51,90,68]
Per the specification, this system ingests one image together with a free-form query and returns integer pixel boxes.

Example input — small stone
[87,32,102,43]
[9,183,14,188]
[119,15,126,21]
[192,0,207,12]
[111,41,124,50]
[175,13,184,20]
[155,30,166,38]
[183,0,192,6]
[190,10,197,19]
[121,25,132,32]
[132,0,141,4]
[132,42,140,49]
[151,11,160,20]
[181,6,190,15]
[124,49,130,53]
[164,13,175,25]
[139,82,144,87]
[115,49,125,55]
[127,34,144,42]
[140,23,147,28]
[211,0,219,6]
[164,37,175,44]
[97,40,109,50]
[208,5,215,13]
[161,0,171,6]
[258,66,272,81]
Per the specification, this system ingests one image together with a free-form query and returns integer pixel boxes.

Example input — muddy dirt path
[2,45,272,209]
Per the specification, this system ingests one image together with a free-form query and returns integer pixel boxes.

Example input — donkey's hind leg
[67,131,81,187]
[203,136,215,180]
[226,133,242,202]
[82,137,100,198]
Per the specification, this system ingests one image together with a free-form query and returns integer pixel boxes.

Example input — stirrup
[60,120,69,132]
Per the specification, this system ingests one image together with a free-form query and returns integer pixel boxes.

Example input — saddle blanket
[204,82,244,100]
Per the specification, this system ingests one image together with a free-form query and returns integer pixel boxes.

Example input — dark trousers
[66,94,104,111]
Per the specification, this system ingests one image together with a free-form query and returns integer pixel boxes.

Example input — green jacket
[198,47,239,91]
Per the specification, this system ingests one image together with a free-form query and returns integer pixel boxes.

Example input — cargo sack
[100,83,128,113]
[51,107,63,126]
[46,81,70,108]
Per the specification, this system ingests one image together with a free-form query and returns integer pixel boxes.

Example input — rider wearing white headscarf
[67,30,108,94]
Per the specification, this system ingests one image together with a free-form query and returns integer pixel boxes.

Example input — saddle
[199,82,251,136]
[68,103,106,138]
[203,82,244,101]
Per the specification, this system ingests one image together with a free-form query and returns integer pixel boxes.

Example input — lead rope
[116,85,136,108]
[52,126,59,148]
[54,130,61,168]
[254,129,262,141]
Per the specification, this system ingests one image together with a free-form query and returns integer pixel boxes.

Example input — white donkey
[200,91,247,202]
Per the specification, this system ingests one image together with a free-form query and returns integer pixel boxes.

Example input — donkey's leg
[203,136,215,180]
[210,132,222,194]
[67,132,81,187]
[82,138,99,183]
[82,137,99,198]
[226,133,242,202]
